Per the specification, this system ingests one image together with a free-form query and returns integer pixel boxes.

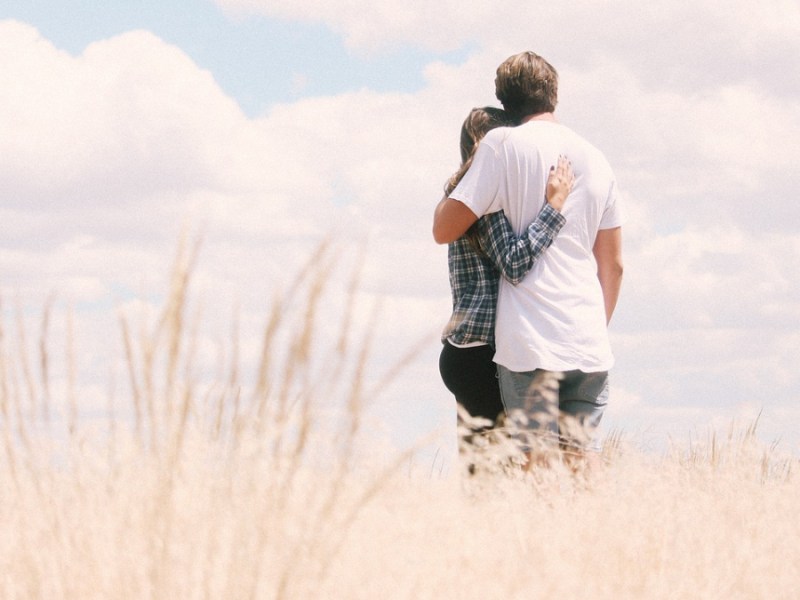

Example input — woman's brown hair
[444,106,513,255]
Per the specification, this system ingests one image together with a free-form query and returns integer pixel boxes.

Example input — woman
[438,106,574,438]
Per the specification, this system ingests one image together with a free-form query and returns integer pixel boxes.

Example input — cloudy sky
[2,0,799,460]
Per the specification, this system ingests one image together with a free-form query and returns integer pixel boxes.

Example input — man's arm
[432,197,478,244]
[593,227,623,324]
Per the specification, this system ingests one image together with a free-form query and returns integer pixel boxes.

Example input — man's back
[450,119,622,372]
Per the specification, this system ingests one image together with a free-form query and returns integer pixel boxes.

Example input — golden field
[2,243,797,599]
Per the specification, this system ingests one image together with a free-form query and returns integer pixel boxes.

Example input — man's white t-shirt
[450,120,622,373]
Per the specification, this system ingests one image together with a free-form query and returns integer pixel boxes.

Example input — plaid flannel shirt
[443,203,565,347]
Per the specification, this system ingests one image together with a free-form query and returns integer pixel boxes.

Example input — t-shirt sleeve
[449,139,502,218]
[599,177,623,230]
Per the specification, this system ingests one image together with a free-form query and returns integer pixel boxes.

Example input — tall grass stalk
[1,240,798,599]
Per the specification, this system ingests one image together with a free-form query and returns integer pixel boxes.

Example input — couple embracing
[433,51,624,467]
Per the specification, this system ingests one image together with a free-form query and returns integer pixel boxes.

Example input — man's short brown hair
[494,51,558,122]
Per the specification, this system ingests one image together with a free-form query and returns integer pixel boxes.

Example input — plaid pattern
[443,204,565,346]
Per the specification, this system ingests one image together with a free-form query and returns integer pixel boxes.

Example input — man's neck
[519,112,556,124]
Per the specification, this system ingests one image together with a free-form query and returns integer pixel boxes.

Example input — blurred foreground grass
[1,241,798,599]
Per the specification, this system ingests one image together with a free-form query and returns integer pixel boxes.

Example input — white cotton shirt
[450,120,622,372]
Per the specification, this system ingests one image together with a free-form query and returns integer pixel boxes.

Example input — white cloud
[213,0,800,99]
[1,24,240,210]
[213,0,494,53]
[619,227,799,330]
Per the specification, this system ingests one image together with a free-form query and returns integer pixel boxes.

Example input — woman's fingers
[557,155,574,187]
[548,156,575,194]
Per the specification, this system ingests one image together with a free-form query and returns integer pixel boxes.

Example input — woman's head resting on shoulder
[459,106,514,163]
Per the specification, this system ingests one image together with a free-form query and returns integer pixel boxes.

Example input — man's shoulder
[553,125,615,178]
[481,126,515,147]
[548,123,600,150]
[509,121,596,150]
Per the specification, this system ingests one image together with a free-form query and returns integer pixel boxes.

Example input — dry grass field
[2,243,798,599]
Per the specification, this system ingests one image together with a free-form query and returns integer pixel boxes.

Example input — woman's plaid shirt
[443,204,565,347]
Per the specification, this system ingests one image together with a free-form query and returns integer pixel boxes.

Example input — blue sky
[2,0,799,463]
[2,0,470,116]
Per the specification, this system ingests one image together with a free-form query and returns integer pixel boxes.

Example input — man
[432,51,623,462]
